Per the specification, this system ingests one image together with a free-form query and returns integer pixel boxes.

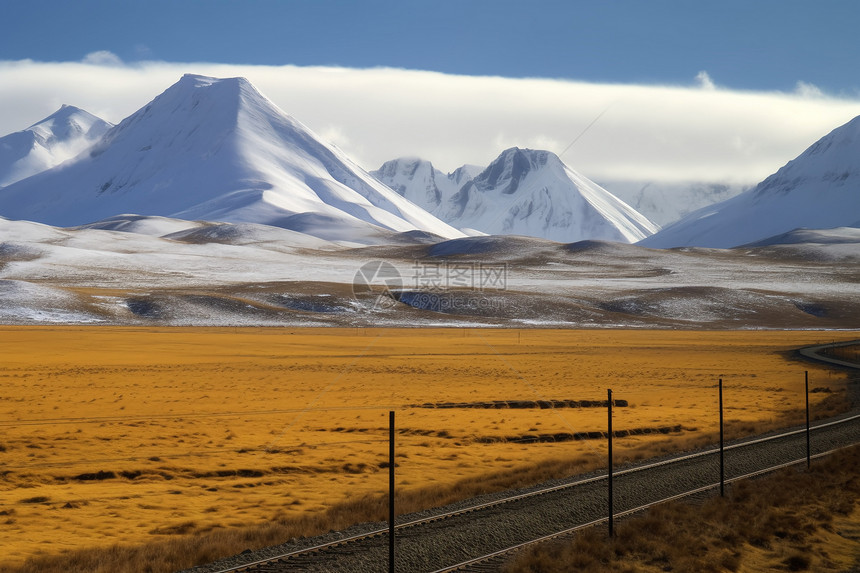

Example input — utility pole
[805,371,811,469]
[389,410,395,572]
[719,379,724,497]
[608,388,614,537]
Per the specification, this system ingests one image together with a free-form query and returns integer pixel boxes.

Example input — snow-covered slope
[0,75,464,243]
[743,226,860,247]
[71,214,205,236]
[600,180,749,226]
[2,215,858,327]
[641,115,860,248]
[0,105,112,188]
[371,158,479,214]
[372,149,658,243]
[442,148,658,243]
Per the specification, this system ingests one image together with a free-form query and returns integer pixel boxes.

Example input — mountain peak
[47,104,84,119]
[26,105,111,143]
[438,148,657,243]
[816,114,860,145]
[162,73,245,101]
[0,74,463,242]
[371,157,448,212]
[754,113,860,199]
[0,105,112,187]
[500,146,552,159]
[373,148,657,243]
[800,114,860,165]
[142,74,260,112]
[641,114,860,248]
[174,73,256,91]
[475,147,556,196]
[101,73,266,153]
[375,157,435,180]
[179,72,217,84]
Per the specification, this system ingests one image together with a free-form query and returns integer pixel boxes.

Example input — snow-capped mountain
[375,148,658,243]
[0,105,112,188]
[371,158,480,214]
[600,180,750,227]
[0,74,464,243]
[641,115,860,248]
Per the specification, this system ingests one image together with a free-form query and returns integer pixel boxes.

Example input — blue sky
[2,0,859,94]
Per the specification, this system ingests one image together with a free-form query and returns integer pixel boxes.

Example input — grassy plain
[0,327,856,570]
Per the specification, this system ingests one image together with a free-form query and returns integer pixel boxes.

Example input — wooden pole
[608,389,614,537]
[719,379,725,497]
[389,410,395,572]
[805,371,811,469]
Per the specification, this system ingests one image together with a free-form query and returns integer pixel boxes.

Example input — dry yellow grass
[0,327,855,570]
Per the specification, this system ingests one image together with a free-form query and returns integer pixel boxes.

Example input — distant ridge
[0,74,464,243]
[0,105,112,188]
[641,115,860,248]
[374,148,658,243]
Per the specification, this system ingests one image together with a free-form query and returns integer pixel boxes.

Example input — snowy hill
[641,115,860,248]
[0,75,464,243]
[0,105,112,188]
[743,226,860,247]
[373,149,658,243]
[2,215,858,327]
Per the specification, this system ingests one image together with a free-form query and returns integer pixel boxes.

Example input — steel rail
[209,413,858,573]
[797,339,860,370]
[427,445,853,573]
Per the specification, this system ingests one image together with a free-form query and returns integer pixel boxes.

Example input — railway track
[195,411,860,573]
[428,444,852,573]
[798,338,860,370]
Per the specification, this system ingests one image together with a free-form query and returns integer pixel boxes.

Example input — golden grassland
[0,327,856,571]
[504,444,860,573]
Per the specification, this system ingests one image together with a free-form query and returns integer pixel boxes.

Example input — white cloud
[795,80,824,99]
[81,51,124,67]
[695,70,716,91]
[1,59,860,186]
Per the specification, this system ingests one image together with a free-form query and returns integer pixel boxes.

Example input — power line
[558,102,615,159]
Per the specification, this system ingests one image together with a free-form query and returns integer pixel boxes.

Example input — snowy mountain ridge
[600,180,750,226]
[370,158,480,214]
[641,114,860,248]
[374,148,659,243]
[0,105,112,188]
[3,75,856,249]
[0,74,464,243]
